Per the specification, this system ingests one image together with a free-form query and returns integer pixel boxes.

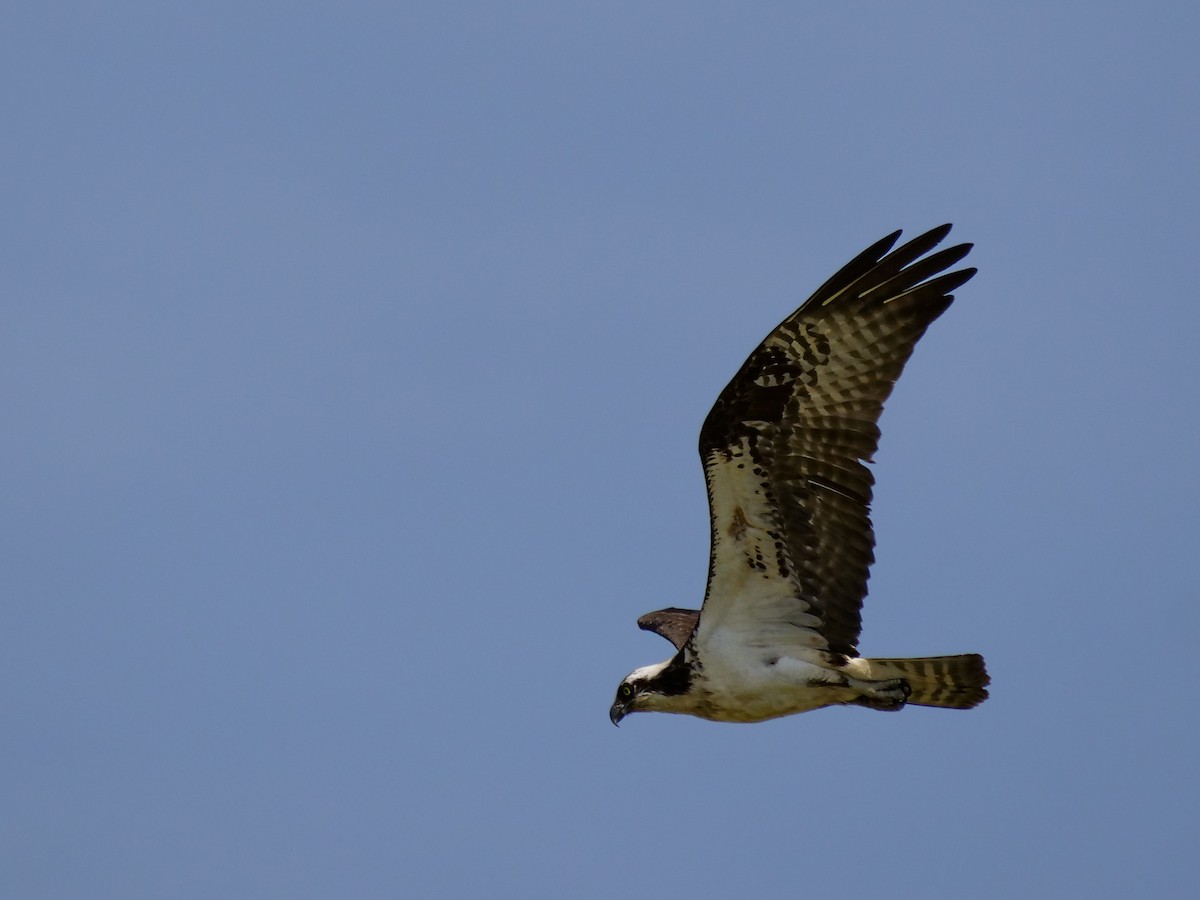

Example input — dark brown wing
[637,607,701,650]
[694,225,975,661]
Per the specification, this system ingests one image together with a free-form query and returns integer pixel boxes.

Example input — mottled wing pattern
[637,607,701,650]
[694,225,975,661]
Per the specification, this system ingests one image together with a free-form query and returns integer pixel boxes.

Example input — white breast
[690,640,852,722]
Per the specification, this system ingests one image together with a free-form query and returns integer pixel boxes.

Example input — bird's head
[609,661,674,726]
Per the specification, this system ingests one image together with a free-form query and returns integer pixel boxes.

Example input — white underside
[651,644,859,723]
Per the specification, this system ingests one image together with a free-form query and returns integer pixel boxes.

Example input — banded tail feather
[856,654,990,709]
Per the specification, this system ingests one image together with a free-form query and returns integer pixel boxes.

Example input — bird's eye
[621,684,634,698]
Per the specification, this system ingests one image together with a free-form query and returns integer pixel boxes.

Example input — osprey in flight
[610,224,989,725]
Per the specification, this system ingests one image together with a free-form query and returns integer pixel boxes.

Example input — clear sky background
[4,3,1198,898]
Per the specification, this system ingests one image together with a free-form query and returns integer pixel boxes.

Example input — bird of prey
[610,225,989,726]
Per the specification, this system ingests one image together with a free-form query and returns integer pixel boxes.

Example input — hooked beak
[609,701,627,727]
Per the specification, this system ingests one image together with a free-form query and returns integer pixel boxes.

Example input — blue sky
[4,3,1198,897]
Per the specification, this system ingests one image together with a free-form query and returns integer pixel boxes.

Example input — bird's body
[631,650,851,724]
[610,225,989,726]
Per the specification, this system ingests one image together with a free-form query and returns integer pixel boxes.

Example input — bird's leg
[846,677,910,711]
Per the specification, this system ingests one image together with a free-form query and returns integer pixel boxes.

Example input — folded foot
[849,677,911,712]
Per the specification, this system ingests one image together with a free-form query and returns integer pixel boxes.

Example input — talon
[851,677,910,711]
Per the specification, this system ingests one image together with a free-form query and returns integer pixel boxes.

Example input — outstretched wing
[694,225,975,661]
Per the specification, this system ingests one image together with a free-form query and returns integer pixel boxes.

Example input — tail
[859,654,990,709]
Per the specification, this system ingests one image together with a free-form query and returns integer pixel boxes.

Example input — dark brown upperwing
[697,225,975,660]
[637,607,701,650]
